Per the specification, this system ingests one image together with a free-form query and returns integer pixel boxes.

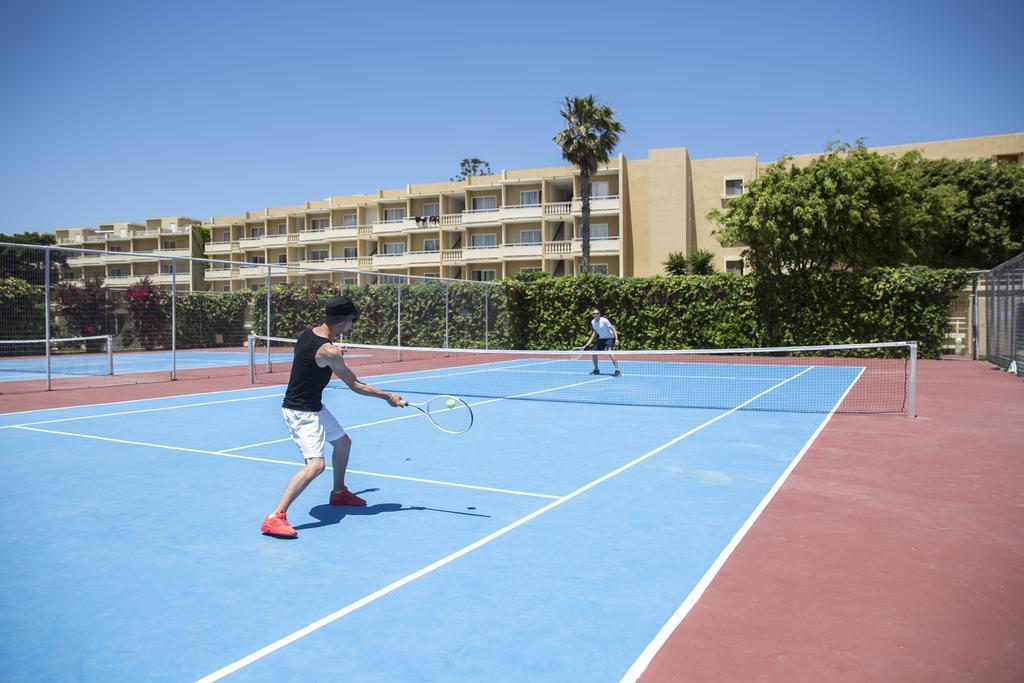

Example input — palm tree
[553,96,624,273]
[664,252,689,276]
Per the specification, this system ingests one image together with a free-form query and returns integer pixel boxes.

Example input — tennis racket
[570,345,589,360]
[400,395,474,434]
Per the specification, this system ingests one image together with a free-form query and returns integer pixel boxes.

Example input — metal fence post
[484,287,489,350]
[171,258,177,380]
[444,281,449,356]
[396,281,402,362]
[908,341,918,418]
[265,267,272,372]
[44,248,52,391]
[248,333,255,384]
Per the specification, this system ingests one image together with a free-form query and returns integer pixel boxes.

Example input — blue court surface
[0,349,296,382]
[0,359,861,682]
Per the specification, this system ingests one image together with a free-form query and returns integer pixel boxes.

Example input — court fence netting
[978,251,1023,377]
[1,242,504,394]
[248,334,918,417]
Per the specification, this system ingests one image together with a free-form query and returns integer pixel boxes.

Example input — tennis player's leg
[322,408,366,507]
[262,408,330,537]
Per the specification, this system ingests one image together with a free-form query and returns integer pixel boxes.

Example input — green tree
[553,95,625,273]
[689,249,717,275]
[710,141,937,276]
[0,232,66,285]
[907,155,1024,268]
[664,252,689,276]
[451,158,492,181]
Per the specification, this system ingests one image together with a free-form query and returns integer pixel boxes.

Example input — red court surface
[2,357,1021,682]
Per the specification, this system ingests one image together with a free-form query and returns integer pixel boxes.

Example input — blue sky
[1,0,1020,233]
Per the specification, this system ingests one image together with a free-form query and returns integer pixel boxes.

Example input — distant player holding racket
[584,307,621,376]
[261,294,404,539]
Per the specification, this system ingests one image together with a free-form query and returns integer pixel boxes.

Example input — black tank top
[282,328,334,411]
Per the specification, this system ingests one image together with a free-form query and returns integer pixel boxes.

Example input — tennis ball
[446,398,457,409]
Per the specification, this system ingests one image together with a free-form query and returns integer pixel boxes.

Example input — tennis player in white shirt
[585,307,621,376]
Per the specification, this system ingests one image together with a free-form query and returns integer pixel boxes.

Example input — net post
[247,333,255,384]
[971,275,980,361]
[170,258,177,381]
[106,335,114,375]
[44,247,52,391]
[908,341,918,418]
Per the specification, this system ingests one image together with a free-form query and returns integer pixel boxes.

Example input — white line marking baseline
[195,367,813,682]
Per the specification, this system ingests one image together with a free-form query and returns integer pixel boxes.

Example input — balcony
[299,226,358,243]
[66,253,107,267]
[460,208,501,226]
[439,214,463,229]
[205,240,237,255]
[501,242,544,259]
[441,249,462,262]
[299,257,359,271]
[153,248,190,257]
[462,244,502,262]
[102,275,136,287]
[204,268,237,281]
[573,195,620,215]
[238,264,269,279]
[371,219,414,236]
[542,237,621,257]
[371,250,441,269]
[498,203,543,223]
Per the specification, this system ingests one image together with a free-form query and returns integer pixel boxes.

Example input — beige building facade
[56,132,1024,290]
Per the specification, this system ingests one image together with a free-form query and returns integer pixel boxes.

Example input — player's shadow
[294,487,490,531]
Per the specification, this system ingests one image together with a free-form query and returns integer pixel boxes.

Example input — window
[472,269,496,281]
[423,239,440,252]
[223,285,231,292]
[724,178,744,196]
[470,233,497,248]
[161,264,174,274]
[250,227,265,238]
[343,277,357,286]
[423,273,440,278]
[342,247,357,259]
[383,207,406,222]
[589,223,609,239]
[725,258,745,275]
[311,218,329,231]
[109,267,123,277]
[422,202,439,217]
[250,256,266,264]
[383,241,405,255]
[249,284,261,291]
[519,229,541,244]
[278,223,287,234]
[341,214,357,227]
[295,218,305,231]
[162,241,176,249]
[380,274,405,284]
[591,181,609,198]
[310,249,329,261]
[590,264,609,274]
[519,267,542,274]
[109,246,122,252]
[470,195,497,211]
[519,190,540,206]
[277,254,287,264]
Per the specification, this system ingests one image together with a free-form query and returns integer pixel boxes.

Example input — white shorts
[281,407,347,460]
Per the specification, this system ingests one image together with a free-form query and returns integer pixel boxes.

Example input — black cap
[325,295,359,322]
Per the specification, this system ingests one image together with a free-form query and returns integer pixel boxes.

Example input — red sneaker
[261,512,297,538]
[329,487,367,507]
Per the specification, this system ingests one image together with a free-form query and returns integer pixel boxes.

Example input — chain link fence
[980,251,1023,376]
[1,242,507,394]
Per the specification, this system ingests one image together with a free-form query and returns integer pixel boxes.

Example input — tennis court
[1,346,887,681]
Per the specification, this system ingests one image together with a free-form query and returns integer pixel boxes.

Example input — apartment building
[57,132,1024,291]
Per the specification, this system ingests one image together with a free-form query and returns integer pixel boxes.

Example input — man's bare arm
[316,344,403,406]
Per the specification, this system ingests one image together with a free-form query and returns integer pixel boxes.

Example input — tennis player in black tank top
[261,295,404,539]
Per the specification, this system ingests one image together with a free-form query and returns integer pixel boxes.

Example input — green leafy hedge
[0,277,45,341]
[506,269,969,358]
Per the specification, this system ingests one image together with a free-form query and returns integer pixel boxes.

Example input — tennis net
[0,335,114,378]
[249,335,917,416]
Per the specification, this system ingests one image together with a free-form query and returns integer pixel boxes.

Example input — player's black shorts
[594,337,614,351]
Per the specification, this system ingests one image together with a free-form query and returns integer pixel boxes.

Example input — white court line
[619,365,863,682]
[11,426,557,499]
[195,366,814,682]
[222,375,613,452]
